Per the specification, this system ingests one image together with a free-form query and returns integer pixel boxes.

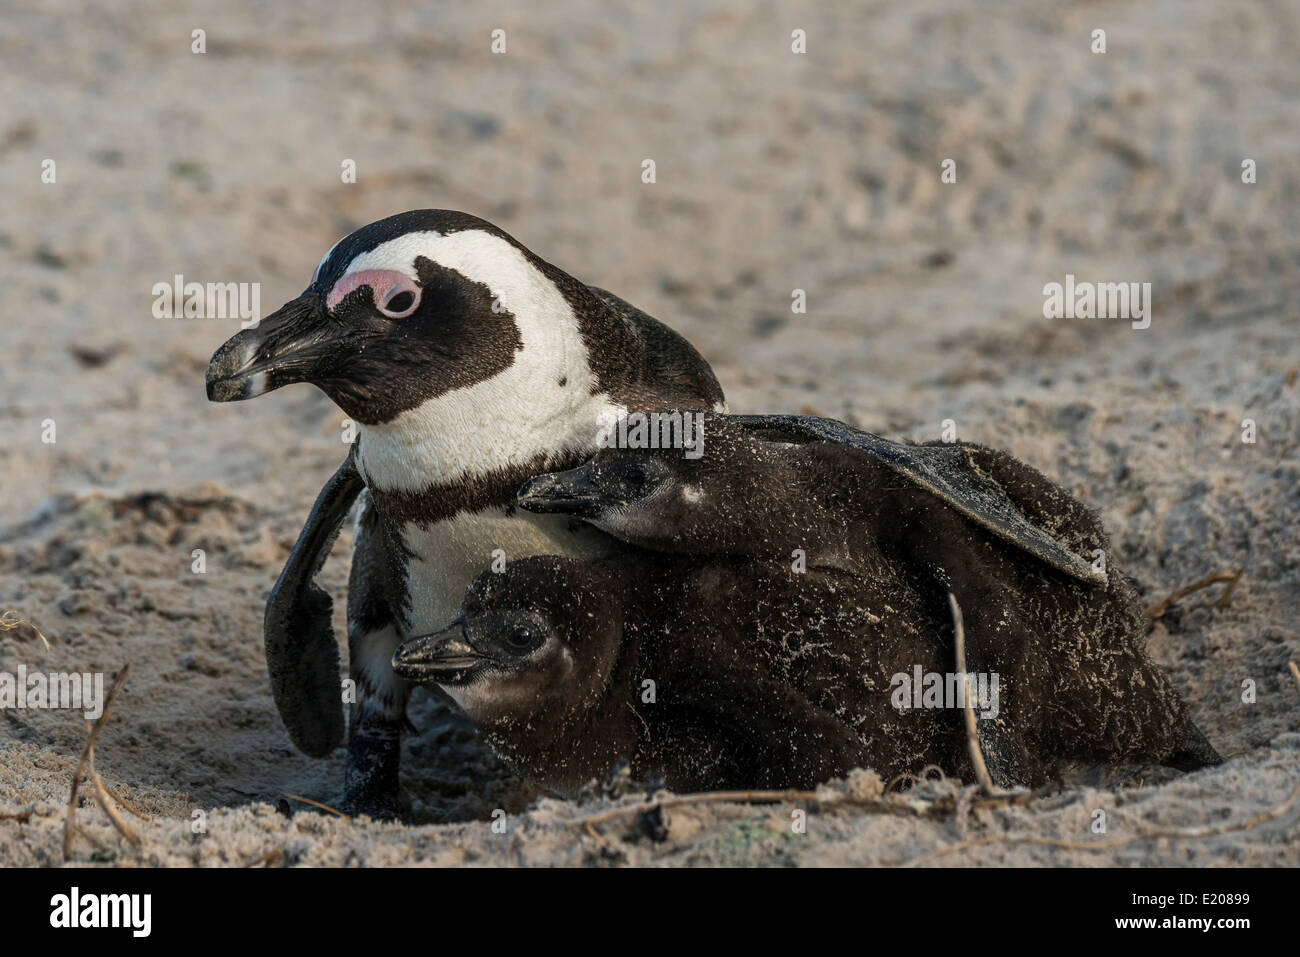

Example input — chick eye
[623,465,647,487]
[377,285,420,318]
[508,627,533,649]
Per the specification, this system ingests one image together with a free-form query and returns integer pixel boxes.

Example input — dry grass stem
[1146,569,1244,619]
[63,664,132,861]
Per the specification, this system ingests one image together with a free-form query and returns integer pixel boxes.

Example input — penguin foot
[342,714,404,821]
[334,787,403,822]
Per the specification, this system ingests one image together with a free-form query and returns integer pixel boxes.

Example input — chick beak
[206,291,331,401]
[516,466,604,516]
[392,620,483,682]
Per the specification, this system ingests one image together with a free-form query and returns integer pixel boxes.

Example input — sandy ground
[1,0,1297,866]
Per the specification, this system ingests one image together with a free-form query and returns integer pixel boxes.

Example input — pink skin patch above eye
[326,268,419,313]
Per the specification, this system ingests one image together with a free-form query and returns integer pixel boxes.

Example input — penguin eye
[507,626,534,650]
[376,284,421,318]
[623,465,647,487]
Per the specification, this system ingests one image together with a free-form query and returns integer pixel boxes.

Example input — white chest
[397,508,617,636]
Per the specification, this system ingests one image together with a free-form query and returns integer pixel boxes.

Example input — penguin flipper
[586,285,727,411]
[730,414,1104,585]
[264,454,365,757]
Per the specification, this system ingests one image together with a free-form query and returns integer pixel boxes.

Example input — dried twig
[97,782,150,822]
[63,664,131,861]
[41,752,151,821]
[283,793,351,819]
[949,593,998,794]
[72,823,110,852]
[1145,569,1244,619]
[244,849,284,868]
[0,609,49,651]
[575,783,1035,840]
[883,772,923,794]
[1289,661,1300,695]
[88,746,139,846]
[904,779,1300,866]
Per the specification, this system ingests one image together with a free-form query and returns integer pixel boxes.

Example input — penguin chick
[516,413,1222,787]
[393,554,953,796]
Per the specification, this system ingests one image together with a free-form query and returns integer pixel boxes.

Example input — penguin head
[517,414,779,552]
[206,209,592,427]
[390,556,624,727]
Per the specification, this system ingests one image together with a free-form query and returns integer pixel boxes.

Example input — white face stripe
[338,230,438,283]
[349,229,623,490]
[312,237,342,284]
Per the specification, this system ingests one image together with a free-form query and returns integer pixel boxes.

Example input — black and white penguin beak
[206,292,333,402]
[516,466,604,516]
[392,620,484,683]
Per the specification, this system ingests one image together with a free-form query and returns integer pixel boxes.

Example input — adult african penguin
[206,209,724,817]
